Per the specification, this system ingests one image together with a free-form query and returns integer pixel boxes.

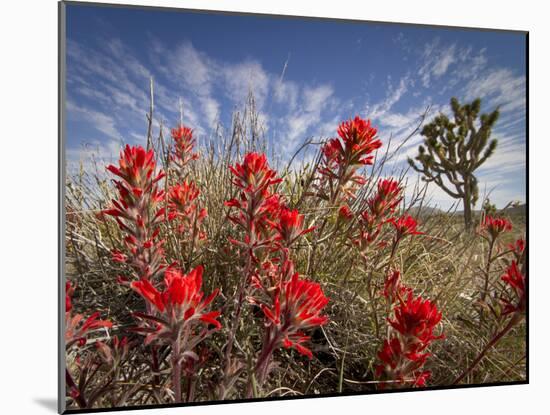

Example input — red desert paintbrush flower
[376,337,430,387]
[168,181,200,219]
[508,237,526,263]
[224,152,288,380]
[171,125,193,141]
[225,153,284,250]
[346,177,404,252]
[229,152,282,193]
[383,269,412,305]
[354,211,381,246]
[171,124,198,169]
[390,214,423,240]
[368,178,403,218]
[131,265,221,333]
[106,145,164,189]
[337,116,382,166]
[273,207,315,248]
[65,281,112,348]
[225,193,283,251]
[338,204,354,220]
[283,272,329,332]
[131,265,221,403]
[389,293,443,346]
[104,145,166,282]
[316,116,382,203]
[501,261,526,315]
[260,272,329,359]
[251,269,329,389]
[376,291,443,388]
[509,238,525,255]
[167,182,207,237]
[321,138,343,167]
[481,215,512,240]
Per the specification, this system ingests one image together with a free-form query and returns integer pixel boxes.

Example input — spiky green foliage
[482,198,498,217]
[408,97,500,230]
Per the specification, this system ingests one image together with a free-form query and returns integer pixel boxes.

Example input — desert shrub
[64,95,526,409]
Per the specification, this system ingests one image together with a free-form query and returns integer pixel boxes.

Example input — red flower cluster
[167,181,207,237]
[229,152,282,193]
[105,145,164,188]
[338,204,354,220]
[166,124,209,269]
[260,272,329,359]
[376,291,443,388]
[225,152,284,253]
[389,294,443,343]
[272,207,315,248]
[383,270,411,305]
[131,265,221,346]
[224,152,288,375]
[95,335,130,368]
[501,261,526,315]
[317,116,382,202]
[369,179,402,216]
[335,116,382,166]
[103,145,166,282]
[480,215,512,241]
[224,151,329,388]
[171,125,198,171]
[168,181,199,219]
[389,214,423,241]
[509,238,525,261]
[65,281,112,349]
[348,178,404,251]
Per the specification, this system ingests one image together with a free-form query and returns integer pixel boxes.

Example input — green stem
[66,368,88,408]
[453,314,522,385]
[481,238,495,304]
[171,337,182,402]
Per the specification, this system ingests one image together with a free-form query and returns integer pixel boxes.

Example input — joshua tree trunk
[463,177,472,231]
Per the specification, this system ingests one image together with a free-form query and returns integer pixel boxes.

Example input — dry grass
[64,93,526,408]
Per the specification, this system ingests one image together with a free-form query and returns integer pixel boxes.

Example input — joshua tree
[408,97,499,230]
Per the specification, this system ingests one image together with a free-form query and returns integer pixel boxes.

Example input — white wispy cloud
[68,40,150,111]
[367,75,410,120]
[67,100,121,139]
[453,47,488,80]
[170,41,215,94]
[66,137,124,179]
[65,30,525,210]
[477,131,526,175]
[223,60,271,109]
[273,79,299,111]
[160,41,220,128]
[157,41,273,129]
[418,39,457,87]
[464,68,526,113]
[69,35,351,160]
[280,84,336,148]
[302,84,334,113]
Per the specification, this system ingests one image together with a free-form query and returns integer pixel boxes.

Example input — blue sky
[65,3,526,209]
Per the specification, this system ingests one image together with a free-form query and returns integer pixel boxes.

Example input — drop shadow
[34,398,57,413]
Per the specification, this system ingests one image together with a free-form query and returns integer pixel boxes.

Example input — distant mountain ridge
[501,203,527,216]
[408,206,445,216]
[408,203,526,217]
